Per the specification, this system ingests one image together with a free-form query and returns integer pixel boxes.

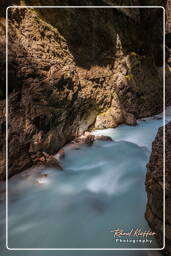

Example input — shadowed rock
[35,152,63,170]
[73,135,95,146]
[145,122,171,254]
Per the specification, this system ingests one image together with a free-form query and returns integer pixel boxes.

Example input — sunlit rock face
[145,122,171,254]
[0,1,170,179]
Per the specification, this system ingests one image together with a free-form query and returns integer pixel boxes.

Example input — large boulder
[95,110,118,129]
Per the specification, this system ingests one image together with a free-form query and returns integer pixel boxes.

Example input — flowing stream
[0,108,171,255]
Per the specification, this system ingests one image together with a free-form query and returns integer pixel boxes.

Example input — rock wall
[166,0,171,33]
[144,1,171,253]
[0,0,170,179]
[145,122,171,255]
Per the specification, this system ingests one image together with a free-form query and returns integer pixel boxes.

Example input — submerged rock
[33,172,49,186]
[65,143,81,151]
[89,197,108,213]
[152,116,162,120]
[64,133,113,152]
[38,173,48,178]
[95,135,113,141]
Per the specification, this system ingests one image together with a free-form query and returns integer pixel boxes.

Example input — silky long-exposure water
[0,108,171,255]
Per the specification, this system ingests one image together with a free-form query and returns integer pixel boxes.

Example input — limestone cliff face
[0,0,170,179]
[145,122,171,255]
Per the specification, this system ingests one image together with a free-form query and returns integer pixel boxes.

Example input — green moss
[138,95,145,104]
[130,52,138,56]
[98,111,107,117]
[124,74,134,80]
[64,71,71,79]
[97,108,111,117]
[129,52,143,63]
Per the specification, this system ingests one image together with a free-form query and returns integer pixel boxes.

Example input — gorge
[0,0,171,255]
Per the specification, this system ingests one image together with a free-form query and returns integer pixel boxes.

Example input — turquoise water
[0,108,170,255]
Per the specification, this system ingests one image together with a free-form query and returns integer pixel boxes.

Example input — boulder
[94,110,117,129]
[124,112,137,126]
[73,134,95,146]
[95,135,113,141]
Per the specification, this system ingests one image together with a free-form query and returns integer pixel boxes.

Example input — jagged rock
[78,110,97,135]
[145,122,171,254]
[110,93,125,124]
[35,152,63,170]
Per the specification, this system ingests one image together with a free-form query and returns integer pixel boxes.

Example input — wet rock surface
[34,152,63,170]
[73,134,95,146]
[95,135,113,141]
[57,133,113,157]
[66,133,113,147]
[145,122,171,254]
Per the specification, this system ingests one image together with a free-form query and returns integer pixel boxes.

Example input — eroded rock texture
[0,0,170,179]
[145,122,171,255]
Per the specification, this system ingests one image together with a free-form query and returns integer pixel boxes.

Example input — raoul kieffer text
[111,228,156,238]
